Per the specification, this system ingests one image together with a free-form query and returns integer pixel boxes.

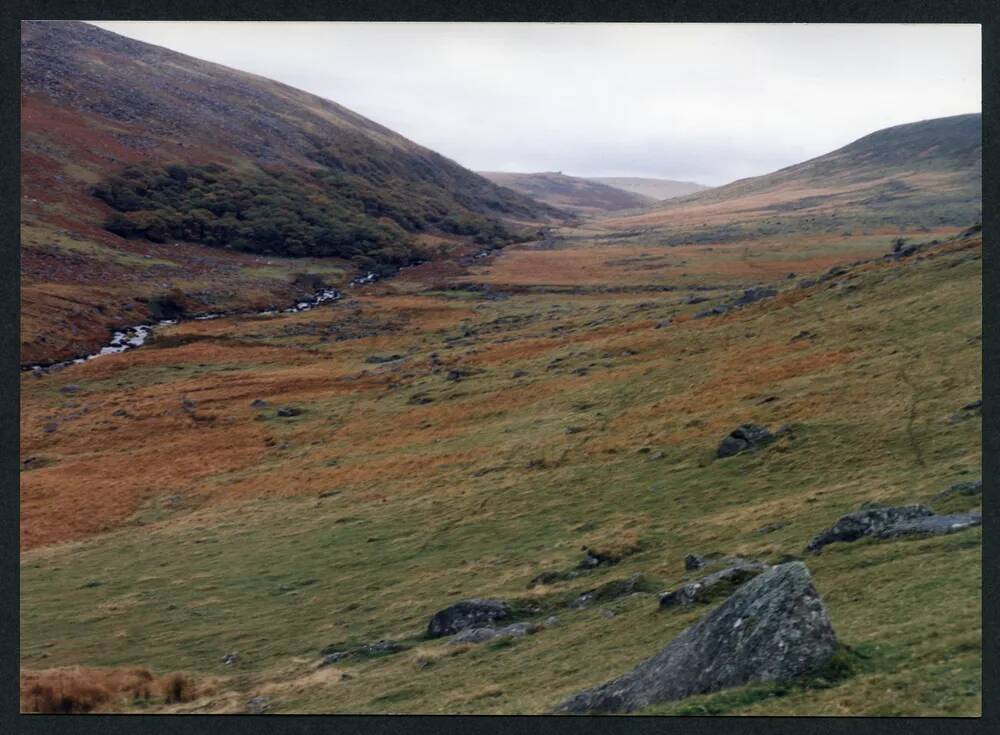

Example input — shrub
[20,666,201,713]
[93,161,530,267]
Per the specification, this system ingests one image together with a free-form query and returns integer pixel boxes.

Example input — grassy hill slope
[20,227,981,714]
[20,21,564,365]
[597,115,981,245]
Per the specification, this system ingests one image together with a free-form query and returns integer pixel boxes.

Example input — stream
[24,285,345,376]
[24,243,508,376]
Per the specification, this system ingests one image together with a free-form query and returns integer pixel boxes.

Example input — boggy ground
[20,227,981,714]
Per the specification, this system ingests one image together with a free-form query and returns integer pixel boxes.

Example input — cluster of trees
[93,162,526,263]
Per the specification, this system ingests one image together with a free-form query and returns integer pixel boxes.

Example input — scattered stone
[276,406,300,417]
[716,424,774,458]
[222,652,239,666]
[246,696,271,714]
[60,384,81,394]
[876,512,981,540]
[659,561,769,610]
[250,399,268,409]
[512,370,528,378]
[578,548,619,570]
[695,304,730,319]
[559,562,838,713]
[43,422,59,434]
[543,616,561,628]
[807,503,946,553]
[112,408,128,417]
[731,286,777,307]
[320,639,406,664]
[365,354,403,364]
[684,554,706,572]
[571,574,648,609]
[790,330,814,342]
[933,479,982,501]
[600,609,616,619]
[564,426,584,435]
[427,599,511,638]
[451,622,538,645]
[446,369,465,382]
[753,521,787,535]
[655,319,672,329]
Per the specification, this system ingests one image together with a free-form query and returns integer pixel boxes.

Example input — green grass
[20,236,981,714]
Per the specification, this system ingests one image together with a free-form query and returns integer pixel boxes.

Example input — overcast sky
[91,22,980,186]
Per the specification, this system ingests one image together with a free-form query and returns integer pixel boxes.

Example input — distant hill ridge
[585,176,709,201]
[477,171,656,214]
[599,113,981,242]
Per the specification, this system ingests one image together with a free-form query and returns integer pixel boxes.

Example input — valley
[20,219,982,714]
[18,21,982,718]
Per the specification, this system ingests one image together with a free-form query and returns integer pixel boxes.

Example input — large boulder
[716,424,774,458]
[426,598,511,638]
[559,562,837,713]
[806,503,976,553]
[659,561,769,610]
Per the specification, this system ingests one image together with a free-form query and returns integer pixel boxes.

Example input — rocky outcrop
[716,424,774,458]
[659,561,769,610]
[320,639,406,665]
[426,599,511,638]
[807,502,981,553]
[876,512,982,539]
[559,562,838,713]
[450,622,538,644]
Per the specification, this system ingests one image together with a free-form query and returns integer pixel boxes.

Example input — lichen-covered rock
[450,622,538,644]
[659,561,769,610]
[716,424,774,458]
[558,562,838,713]
[426,598,511,638]
[807,503,935,552]
[320,639,406,665]
[876,512,981,539]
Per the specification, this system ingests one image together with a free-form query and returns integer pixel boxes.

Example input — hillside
[18,21,982,718]
[477,171,655,214]
[586,176,709,201]
[20,225,981,714]
[597,114,982,245]
[20,21,565,365]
